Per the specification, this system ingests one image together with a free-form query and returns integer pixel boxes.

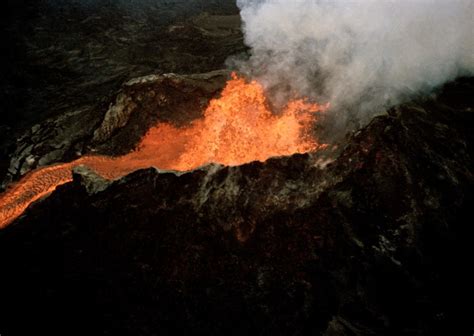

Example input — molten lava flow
[0,73,327,228]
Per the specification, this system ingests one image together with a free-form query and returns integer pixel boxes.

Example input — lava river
[0,73,327,228]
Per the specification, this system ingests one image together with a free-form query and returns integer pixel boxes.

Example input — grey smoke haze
[233,0,474,124]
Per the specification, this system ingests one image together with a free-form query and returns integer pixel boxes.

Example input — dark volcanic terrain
[0,1,473,336]
[0,0,244,187]
[1,78,473,335]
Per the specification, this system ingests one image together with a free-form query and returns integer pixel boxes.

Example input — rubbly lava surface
[0,73,326,228]
[0,78,472,335]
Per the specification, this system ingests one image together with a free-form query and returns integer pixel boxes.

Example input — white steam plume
[232,0,474,127]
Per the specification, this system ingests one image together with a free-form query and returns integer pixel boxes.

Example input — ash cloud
[232,0,474,127]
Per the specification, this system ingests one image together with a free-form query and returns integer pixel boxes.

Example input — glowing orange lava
[0,73,327,228]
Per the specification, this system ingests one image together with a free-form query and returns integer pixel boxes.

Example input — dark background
[0,0,242,128]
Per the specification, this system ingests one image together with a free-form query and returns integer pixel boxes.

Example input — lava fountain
[0,73,328,228]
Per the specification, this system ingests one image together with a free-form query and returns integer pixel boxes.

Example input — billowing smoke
[232,0,474,128]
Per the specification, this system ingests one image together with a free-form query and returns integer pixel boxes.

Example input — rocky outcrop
[91,93,138,144]
[72,165,111,195]
[0,78,472,335]
[90,70,230,155]
[91,70,230,145]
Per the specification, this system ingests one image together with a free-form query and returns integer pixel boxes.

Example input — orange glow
[0,73,327,228]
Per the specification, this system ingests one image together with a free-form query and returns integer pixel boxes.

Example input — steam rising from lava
[0,73,326,228]
[233,0,474,124]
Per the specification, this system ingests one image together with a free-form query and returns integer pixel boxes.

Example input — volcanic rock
[0,78,472,335]
[72,165,111,195]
